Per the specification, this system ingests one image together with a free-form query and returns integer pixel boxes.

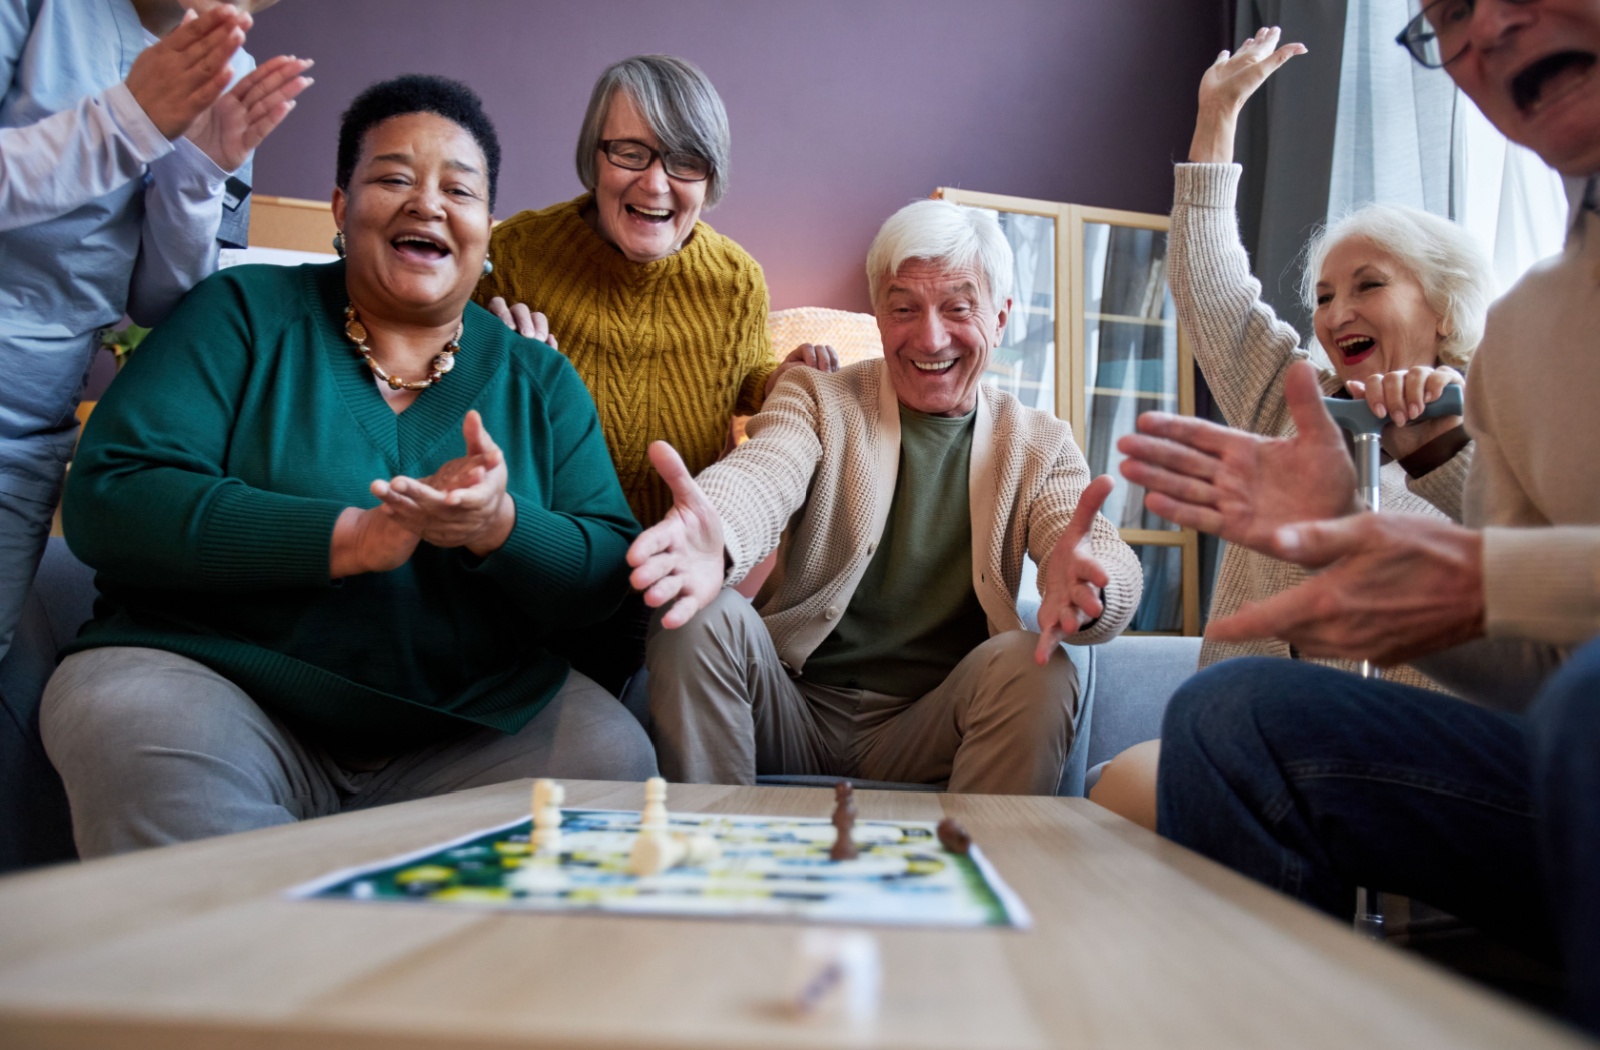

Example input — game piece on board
[641,776,669,832]
[532,780,565,852]
[682,832,722,867]
[629,830,686,876]
[787,929,882,1023]
[936,817,971,855]
[830,781,858,861]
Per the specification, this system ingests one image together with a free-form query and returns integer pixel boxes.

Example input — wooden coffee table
[0,780,1589,1049]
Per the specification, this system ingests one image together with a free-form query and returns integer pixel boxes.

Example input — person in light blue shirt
[0,0,312,663]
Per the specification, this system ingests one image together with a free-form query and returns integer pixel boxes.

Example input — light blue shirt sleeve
[127,132,230,326]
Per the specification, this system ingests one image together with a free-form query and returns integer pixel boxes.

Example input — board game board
[289,808,1030,928]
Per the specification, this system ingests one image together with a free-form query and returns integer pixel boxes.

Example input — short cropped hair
[337,75,502,210]
[1301,205,1494,368]
[866,199,1014,308]
[575,55,732,208]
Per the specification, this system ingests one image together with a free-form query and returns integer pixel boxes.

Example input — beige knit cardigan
[1170,164,1472,689]
[698,359,1144,673]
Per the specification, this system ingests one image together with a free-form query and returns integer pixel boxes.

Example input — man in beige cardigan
[627,200,1142,794]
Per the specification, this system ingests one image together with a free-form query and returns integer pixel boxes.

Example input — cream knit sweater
[1170,164,1472,689]
[698,359,1143,673]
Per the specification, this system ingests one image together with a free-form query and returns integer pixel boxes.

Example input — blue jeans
[1158,640,1600,1034]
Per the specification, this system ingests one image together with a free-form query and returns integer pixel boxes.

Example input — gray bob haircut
[1301,204,1494,369]
[866,200,1014,307]
[574,54,732,209]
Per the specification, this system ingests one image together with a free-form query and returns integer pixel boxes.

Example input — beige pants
[646,589,1079,794]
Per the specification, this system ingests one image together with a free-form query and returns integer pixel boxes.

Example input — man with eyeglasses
[1117,2,1600,1030]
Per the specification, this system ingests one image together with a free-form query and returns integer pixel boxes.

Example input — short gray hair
[866,199,1014,308]
[574,54,732,209]
[1301,204,1494,369]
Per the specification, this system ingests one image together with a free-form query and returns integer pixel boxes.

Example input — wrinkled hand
[125,7,249,140]
[627,441,727,629]
[371,411,516,556]
[766,343,841,399]
[1191,26,1306,163]
[1035,474,1116,664]
[1208,512,1486,665]
[1117,361,1357,558]
[1345,365,1464,460]
[329,505,421,578]
[486,297,558,350]
[185,53,315,172]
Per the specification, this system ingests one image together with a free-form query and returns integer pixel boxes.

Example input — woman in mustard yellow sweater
[478,54,834,691]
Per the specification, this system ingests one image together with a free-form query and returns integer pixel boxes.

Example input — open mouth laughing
[626,204,674,224]
[1335,335,1377,368]
[391,232,451,262]
[912,359,957,373]
[1511,50,1597,113]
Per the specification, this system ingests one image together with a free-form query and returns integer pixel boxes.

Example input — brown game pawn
[936,817,971,855]
[829,781,858,861]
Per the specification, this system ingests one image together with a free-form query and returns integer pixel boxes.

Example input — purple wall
[247,1,1224,313]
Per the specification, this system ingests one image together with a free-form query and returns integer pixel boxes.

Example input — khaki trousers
[647,589,1079,794]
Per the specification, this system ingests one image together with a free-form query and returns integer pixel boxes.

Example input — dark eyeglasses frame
[597,139,712,183]
[1394,0,1535,69]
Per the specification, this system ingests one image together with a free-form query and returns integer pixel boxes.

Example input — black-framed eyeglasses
[597,139,712,182]
[1395,0,1534,68]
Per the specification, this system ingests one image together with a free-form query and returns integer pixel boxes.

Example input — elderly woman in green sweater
[41,75,655,859]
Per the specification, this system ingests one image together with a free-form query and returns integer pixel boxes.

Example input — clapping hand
[627,441,727,629]
[186,53,315,173]
[125,6,250,140]
[1116,361,1357,559]
[371,411,516,556]
[1034,474,1116,664]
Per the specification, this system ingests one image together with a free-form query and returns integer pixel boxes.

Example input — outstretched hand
[125,6,250,140]
[1117,361,1357,558]
[1191,26,1306,163]
[371,411,516,556]
[1207,512,1486,665]
[1034,474,1116,664]
[627,441,727,629]
[186,53,315,172]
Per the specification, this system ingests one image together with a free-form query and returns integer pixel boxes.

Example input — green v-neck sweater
[62,261,640,755]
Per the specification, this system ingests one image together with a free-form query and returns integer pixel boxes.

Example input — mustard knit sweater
[478,195,775,526]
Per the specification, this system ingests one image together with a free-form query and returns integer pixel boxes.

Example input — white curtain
[1329,0,1566,295]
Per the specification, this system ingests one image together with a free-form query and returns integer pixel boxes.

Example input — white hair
[866,199,1013,308]
[1300,204,1494,369]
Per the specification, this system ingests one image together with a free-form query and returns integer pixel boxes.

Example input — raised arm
[1170,28,1329,436]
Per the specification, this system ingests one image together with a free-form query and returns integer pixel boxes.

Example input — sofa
[0,538,1202,874]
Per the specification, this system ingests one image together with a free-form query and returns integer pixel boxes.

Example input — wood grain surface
[0,781,1589,1050]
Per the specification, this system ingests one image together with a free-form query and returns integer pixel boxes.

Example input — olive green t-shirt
[803,404,991,696]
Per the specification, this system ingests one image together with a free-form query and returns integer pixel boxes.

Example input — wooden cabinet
[934,188,1200,636]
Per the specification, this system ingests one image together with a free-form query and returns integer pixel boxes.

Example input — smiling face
[1313,237,1447,381]
[875,259,1010,417]
[331,112,492,325]
[591,90,708,263]
[1442,0,1600,175]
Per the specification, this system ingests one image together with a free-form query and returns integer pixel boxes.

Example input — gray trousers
[42,647,658,859]
[647,590,1079,794]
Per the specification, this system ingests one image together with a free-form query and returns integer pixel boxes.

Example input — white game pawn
[532,780,565,853]
[681,832,721,868]
[628,831,685,877]
[640,776,669,833]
